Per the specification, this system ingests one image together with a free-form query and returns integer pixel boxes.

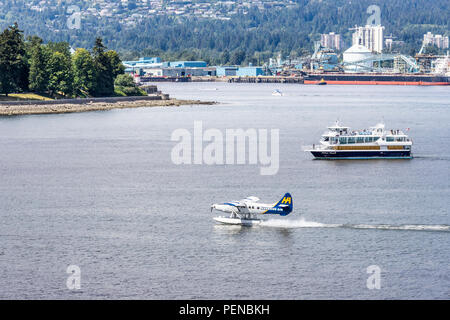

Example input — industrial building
[162,61,208,68]
[215,66,265,77]
[123,58,210,77]
[236,67,264,77]
[145,67,216,77]
[342,44,373,72]
[216,66,239,76]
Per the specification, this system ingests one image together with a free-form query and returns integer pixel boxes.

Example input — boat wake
[260,218,339,229]
[260,218,450,232]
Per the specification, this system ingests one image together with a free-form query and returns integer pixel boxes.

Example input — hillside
[0,0,448,64]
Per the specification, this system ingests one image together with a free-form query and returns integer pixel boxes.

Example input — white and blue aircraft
[211,193,293,226]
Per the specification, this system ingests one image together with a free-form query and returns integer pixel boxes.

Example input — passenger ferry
[305,121,413,159]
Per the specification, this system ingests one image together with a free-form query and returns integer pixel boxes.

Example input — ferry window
[364,137,371,143]
[357,137,364,143]
[257,207,260,210]
[324,137,329,141]
[348,137,356,144]
[339,137,347,144]
[386,137,394,142]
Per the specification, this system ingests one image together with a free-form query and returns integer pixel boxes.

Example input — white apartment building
[320,32,342,50]
[423,32,449,49]
[352,25,384,53]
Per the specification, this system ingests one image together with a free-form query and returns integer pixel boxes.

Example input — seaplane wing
[211,193,293,226]
[228,201,247,207]
[241,196,260,203]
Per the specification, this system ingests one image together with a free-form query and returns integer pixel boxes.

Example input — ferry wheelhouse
[306,121,413,159]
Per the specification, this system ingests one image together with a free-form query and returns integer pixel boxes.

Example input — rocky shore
[0,98,216,116]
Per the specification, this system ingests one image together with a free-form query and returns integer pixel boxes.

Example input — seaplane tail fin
[274,193,293,216]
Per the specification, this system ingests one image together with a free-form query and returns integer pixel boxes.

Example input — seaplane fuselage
[211,193,293,225]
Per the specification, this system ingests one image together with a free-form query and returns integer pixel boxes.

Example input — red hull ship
[304,73,450,86]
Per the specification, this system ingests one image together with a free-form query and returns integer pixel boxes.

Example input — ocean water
[0,83,449,299]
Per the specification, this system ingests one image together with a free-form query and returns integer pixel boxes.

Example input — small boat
[272,89,283,96]
[317,78,327,85]
[305,121,413,159]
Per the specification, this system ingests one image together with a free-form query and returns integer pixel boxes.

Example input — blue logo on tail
[267,193,293,216]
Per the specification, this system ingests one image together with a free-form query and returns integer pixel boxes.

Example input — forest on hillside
[0,0,448,64]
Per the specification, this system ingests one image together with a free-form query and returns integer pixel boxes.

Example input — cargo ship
[305,121,413,159]
[304,73,450,86]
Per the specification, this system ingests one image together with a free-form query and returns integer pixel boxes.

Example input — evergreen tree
[230,50,246,66]
[92,37,114,97]
[221,50,230,65]
[92,38,124,97]
[0,23,26,96]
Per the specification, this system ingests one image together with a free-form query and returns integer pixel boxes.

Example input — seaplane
[211,193,293,226]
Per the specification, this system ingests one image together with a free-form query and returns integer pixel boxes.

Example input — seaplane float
[211,193,293,226]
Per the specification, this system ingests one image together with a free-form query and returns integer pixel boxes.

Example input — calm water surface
[0,83,449,299]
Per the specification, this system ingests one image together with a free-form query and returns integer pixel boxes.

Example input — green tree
[106,50,125,78]
[0,23,26,96]
[114,73,146,96]
[48,51,73,97]
[72,48,95,96]
[28,37,51,93]
[47,41,72,58]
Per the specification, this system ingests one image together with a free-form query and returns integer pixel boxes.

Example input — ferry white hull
[310,149,412,159]
[306,121,413,160]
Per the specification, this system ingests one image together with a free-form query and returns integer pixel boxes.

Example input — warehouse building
[236,66,264,77]
[216,66,239,76]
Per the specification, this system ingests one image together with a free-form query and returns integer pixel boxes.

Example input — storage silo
[343,44,373,73]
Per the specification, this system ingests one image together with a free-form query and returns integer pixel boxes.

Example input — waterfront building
[216,66,239,76]
[143,67,215,77]
[236,67,264,77]
[123,58,210,77]
[163,61,208,68]
[351,25,384,53]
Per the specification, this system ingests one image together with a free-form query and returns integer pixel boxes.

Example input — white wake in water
[260,218,340,229]
[260,218,450,232]
[345,224,450,232]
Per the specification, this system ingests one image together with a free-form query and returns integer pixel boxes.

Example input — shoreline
[0,98,216,116]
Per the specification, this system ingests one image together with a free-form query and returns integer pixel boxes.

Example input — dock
[139,75,305,84]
